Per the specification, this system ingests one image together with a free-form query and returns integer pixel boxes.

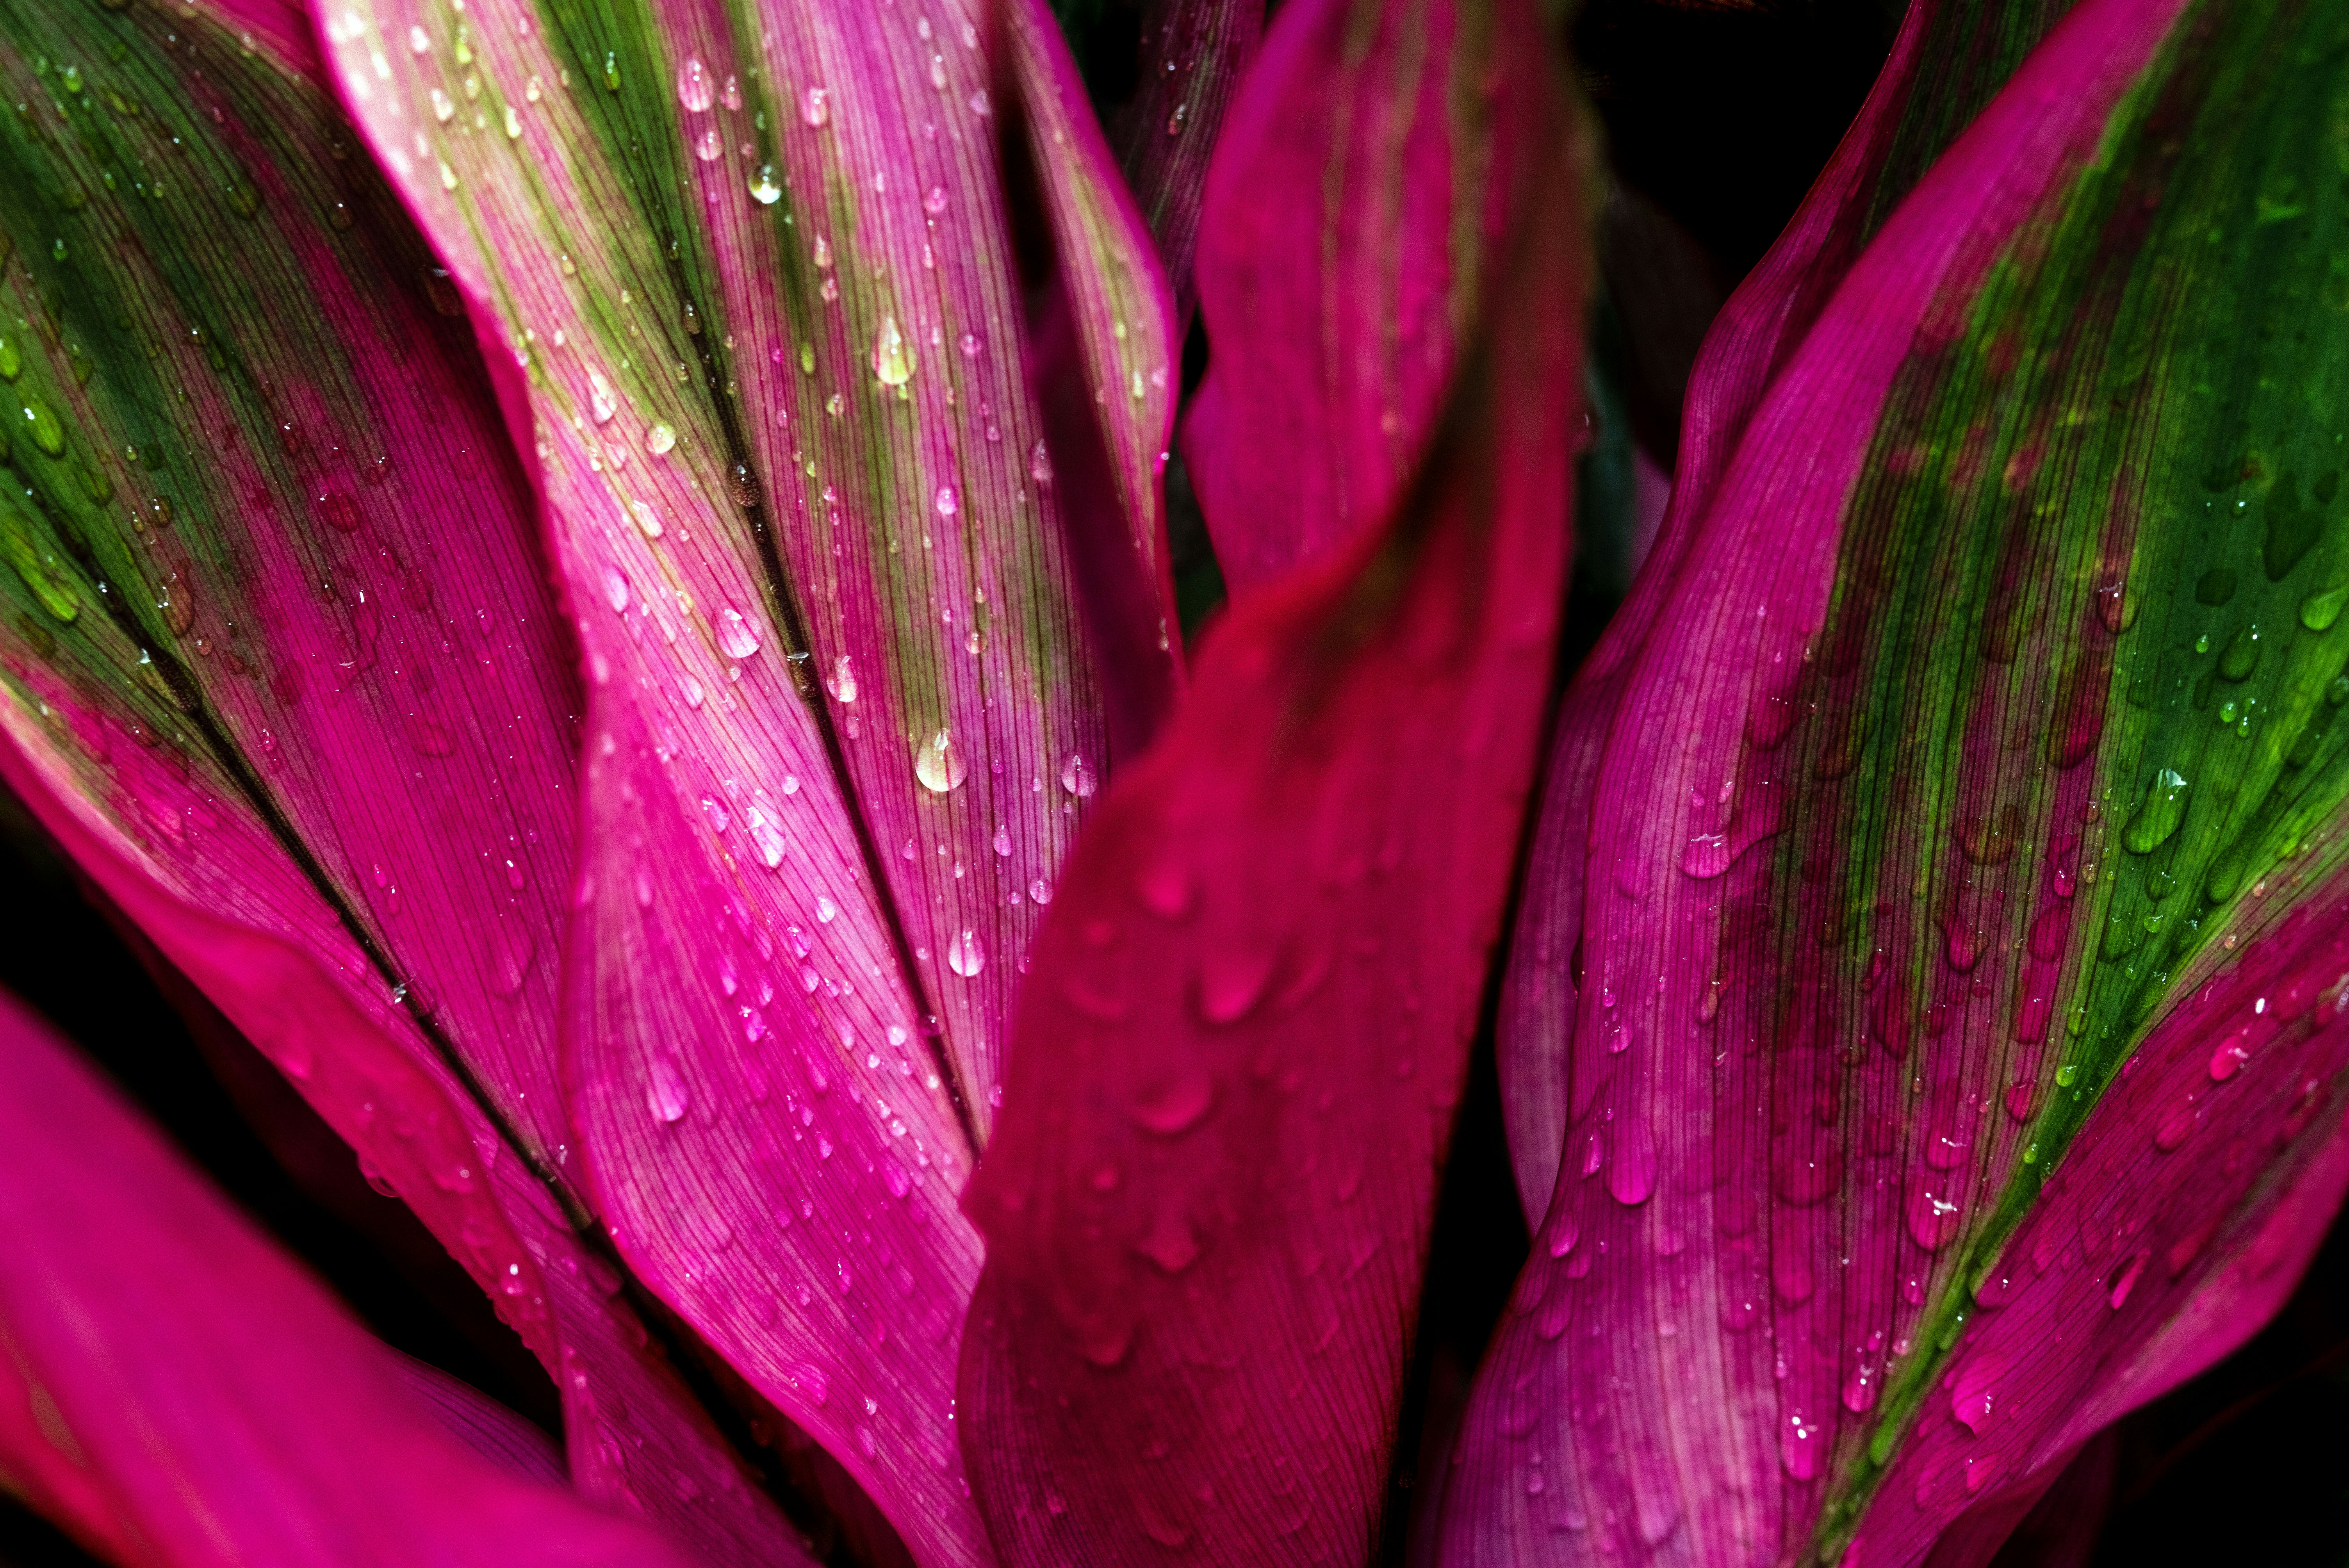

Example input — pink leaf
[1179,0,1533,595]
[0,986,690,1568]
[956,0,1587,1556]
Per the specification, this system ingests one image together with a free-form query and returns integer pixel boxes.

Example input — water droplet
[408,24,431,53]
[1607,1124,1657,1205]
[1060,753,1096,797]
[1030,439,1053,485]
[827,654,858,702]
[430,87,455,123]
[946,929,984,977]
[647,1055,689,1123]
[934,485,957,517]
[694,127,723,162]
[749,163,782,205]
[503,105,522,139]
[2302,584,2349,632]
[1196,947,1275,1025]
[488,923,535,996]
[2122,768,2189,853]
[601,565,629,612]
[745,803,786,868]
[1029,877,1053,905]
[2107,1249,2149,1309]
[872,314,916,386]
[676,57,714,112]
[20,397,64,458]
[915,729,968,793]
[645,421,677,455]
[1130,1071,1213,1134]
[2219,623,2263,682]
[1780,1411,1822,1480]
[1680,834,1733,878]
[588,371,618,425]
[800,85,830,127]
[716,606,761,658]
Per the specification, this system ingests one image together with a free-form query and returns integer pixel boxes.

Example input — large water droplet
[914,729,968,792]
[800,85,830,127]
[2218,623,2262,682]
[827,654,857,702]
[946,929,984,977]
[872,314,916,387]
[676,57,714,112]
[1606,1124,1657,1205]
[748,164,782,205]
[647,1055,690,1123]
[1060,753,1096,797]
[717,606,761,659]
[20,397,64,458]
[1129,1070,1213,1134]
[645,421,677,455]
[745,804,786,868]
[2121,768,2189,853]
[1196,946,1274,1025]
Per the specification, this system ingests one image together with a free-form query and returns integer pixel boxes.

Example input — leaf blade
[0,985,693,1568]
[1446,0,2349,1561]
[957,0,1587,1559]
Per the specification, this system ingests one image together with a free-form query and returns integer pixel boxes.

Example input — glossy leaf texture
[316,0,1180,1559]
[1444,0,2349,1561]
[1498,0,2080,1226]
[0,986,692,1568]
[0,2,806,1558]
[957,0,1585,1559]
[1178,0,1536,597]
[1105,0,1266,327]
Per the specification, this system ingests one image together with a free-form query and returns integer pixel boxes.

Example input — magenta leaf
[1178,0,1533,597]
[1499,0,2086,1225]
[315,0,1185,1558]
[0,2,808,1554]
[955,0,1585,1557]
[1448,0,2349,1560]
[0,986,692,1568]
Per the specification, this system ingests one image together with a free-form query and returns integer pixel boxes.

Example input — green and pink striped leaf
[1450,0,2349,1561]
[956,0,1584,1561]
[1104,0,1265,328]
[315,0,1181,1559]
[0,1,805,1556]
[1498,0,2082,1226]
